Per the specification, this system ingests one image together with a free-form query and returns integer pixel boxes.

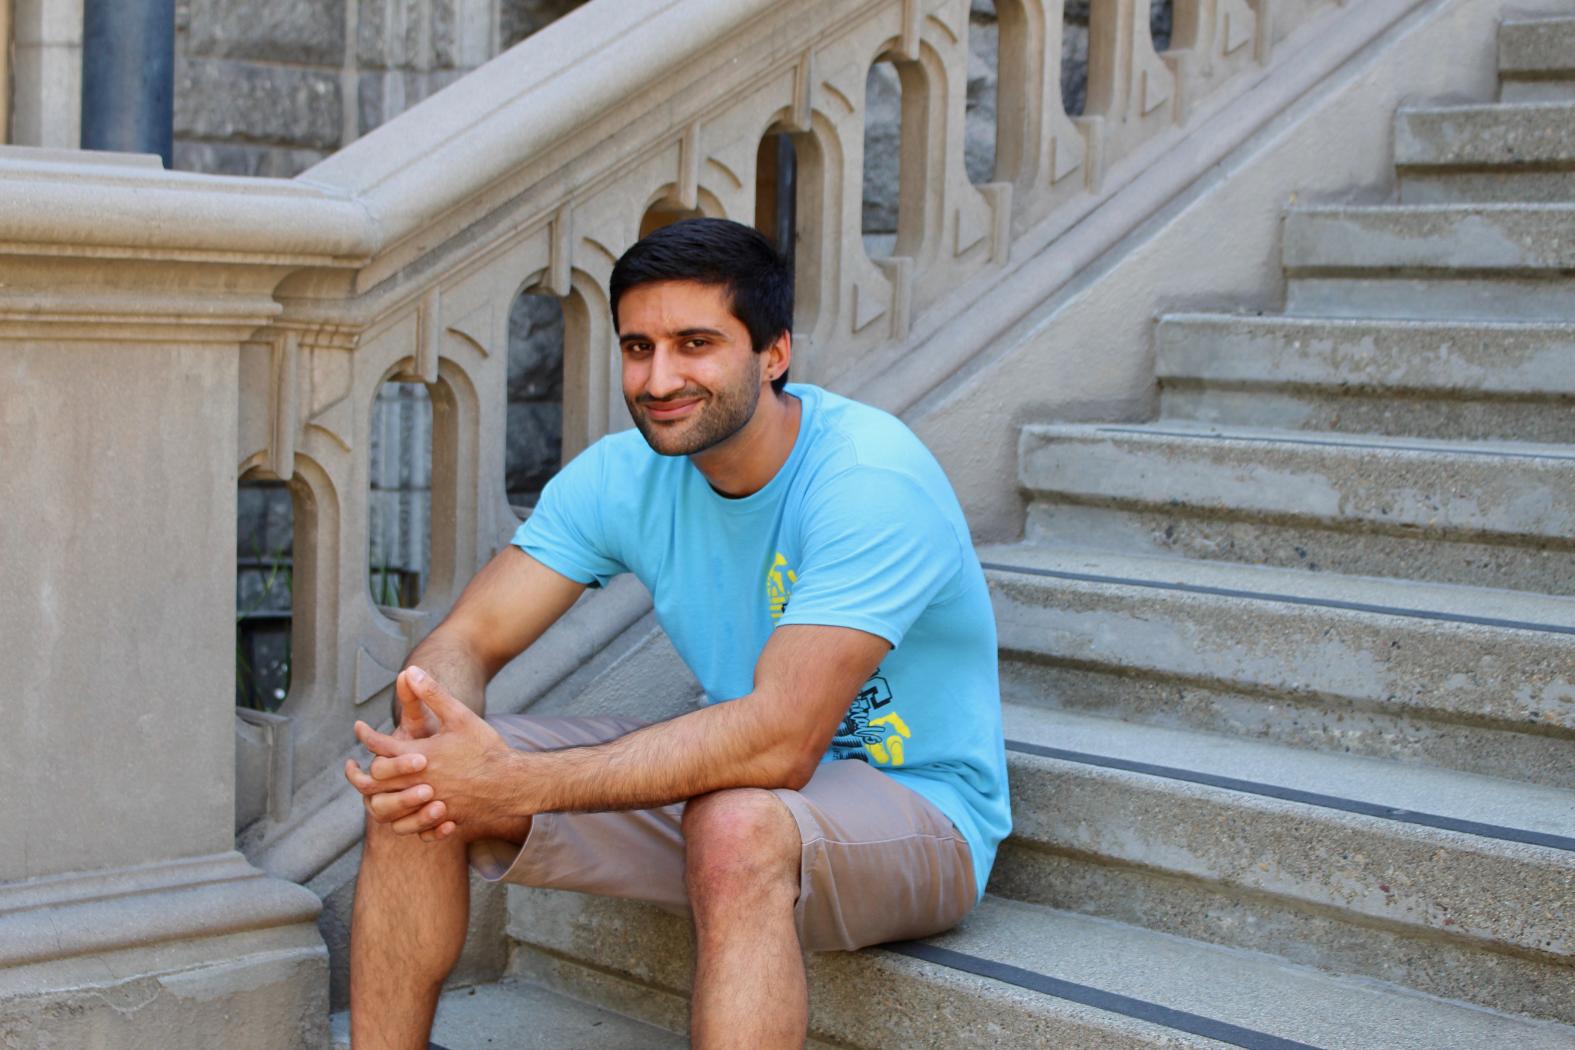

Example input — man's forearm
[502,693,817,816]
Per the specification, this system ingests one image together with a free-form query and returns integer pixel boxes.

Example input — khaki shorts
[467,714,977,953]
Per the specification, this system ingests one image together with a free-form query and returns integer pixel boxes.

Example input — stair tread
[978,539,1575,630]
[998,702,1575,847]
[911,896,1575,1050]
[329,976,686,1049]
[1023,418,1575,459]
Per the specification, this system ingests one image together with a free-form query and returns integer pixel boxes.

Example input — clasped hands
[343,665,522,843]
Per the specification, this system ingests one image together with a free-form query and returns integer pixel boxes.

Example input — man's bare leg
[683,789,807,1049]
[349,812,531,1050]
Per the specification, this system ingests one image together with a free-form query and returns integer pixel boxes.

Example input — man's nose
[645,345,685,399]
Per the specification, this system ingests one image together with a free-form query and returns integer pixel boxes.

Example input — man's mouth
[642,397,703,421]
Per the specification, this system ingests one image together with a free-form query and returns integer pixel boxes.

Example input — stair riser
[1283,207,1575,271]
[990,573,1575,746]
[505,890,1206,1049]
[1285,276,1575,321]
[1156,317,1575,397]
[1394,104,1575,168]
[1159,384,1575,443]
[1026,500,1575,596]
[1399,170,1575,204]
[1003,757,1574,962]
[991,841,1575,1025]
[1000,659,1575,791]
[1502,80,1575,103]
[1021,426,1575,542]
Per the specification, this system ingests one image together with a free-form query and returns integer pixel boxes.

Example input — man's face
[617,280,772,457]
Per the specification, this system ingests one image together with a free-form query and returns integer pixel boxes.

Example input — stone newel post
[0,151,372,1049]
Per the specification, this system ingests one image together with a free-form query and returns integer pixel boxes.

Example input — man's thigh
[468,715,976,951]
[770,760,976,952]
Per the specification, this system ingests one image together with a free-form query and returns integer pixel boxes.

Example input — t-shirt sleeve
[774,466,963,648]
[510,441,627,587]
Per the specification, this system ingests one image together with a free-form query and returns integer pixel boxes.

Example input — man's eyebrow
[676,327,728,339]
[618,331,650,345]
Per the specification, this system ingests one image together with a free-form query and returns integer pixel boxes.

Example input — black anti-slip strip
[1087,426,1575,464]
[1006,739,1575,853]
[883,941,1325,1050]
[980,560,1575,637]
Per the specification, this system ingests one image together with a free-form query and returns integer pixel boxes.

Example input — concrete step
[1501,16,1575,102]
[995,703,1575,1024]
[1395,101,1575,203]
[1154,313,1575,442]
[977,544,1575,789]
[505,888,1575,1049]
[328,975,686,1049]
[1018,421,1575,595]
[1282,203,1575,321]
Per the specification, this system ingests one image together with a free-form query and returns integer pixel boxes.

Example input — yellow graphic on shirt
[766,551,797,620]
[831,672,914,767]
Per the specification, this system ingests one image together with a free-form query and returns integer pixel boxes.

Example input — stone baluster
[996,0,1093,229]
[1084,0,1180,183]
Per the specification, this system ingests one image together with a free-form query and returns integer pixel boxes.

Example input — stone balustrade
[0,0,1360,1042]
[231,0,1349,855]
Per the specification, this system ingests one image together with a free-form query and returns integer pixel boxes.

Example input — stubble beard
[628,368,763,457]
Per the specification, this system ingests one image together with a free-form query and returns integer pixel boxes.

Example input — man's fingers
[419,821,458,844]
[370,752,427,781]
[355,720,416,758]
[391,800,448,836]
[367,784,435,822]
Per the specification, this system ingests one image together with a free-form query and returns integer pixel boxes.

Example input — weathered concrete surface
[175,57,344,151]
[506,889,1575,1049]
[0,928,328,1050]
[1499,15,1575,78]
[1001,705,1575,1021]
[330,976,686,1049]
[1395,100,1575,202]
[1284,202,1575,271]
[1156,314,1575,440]
[1020,421,1575,592]
[981,546,1575,787]
[185,0,348,66]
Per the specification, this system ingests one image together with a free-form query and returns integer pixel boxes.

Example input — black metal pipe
[80,0,175,165]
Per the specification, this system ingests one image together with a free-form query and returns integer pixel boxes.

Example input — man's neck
[691,390,802,498]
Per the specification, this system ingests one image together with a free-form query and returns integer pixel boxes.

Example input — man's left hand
[346,666,524,842]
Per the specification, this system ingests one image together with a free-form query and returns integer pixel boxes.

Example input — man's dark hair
[609,217,794,394]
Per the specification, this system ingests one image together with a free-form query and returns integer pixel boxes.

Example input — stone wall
[173,0,590,177]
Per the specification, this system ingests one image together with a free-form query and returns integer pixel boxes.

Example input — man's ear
[763,329,792,385]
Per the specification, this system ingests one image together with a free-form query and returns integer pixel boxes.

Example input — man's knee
[682,789,801,911]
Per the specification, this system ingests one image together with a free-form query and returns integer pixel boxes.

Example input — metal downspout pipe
[80,0,174,165]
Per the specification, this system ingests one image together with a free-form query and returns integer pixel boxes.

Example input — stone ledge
[0,851,322,969]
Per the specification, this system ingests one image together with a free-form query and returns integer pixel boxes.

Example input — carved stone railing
[3,0,1369,898]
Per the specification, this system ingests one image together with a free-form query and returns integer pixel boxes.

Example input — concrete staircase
[335,14,1575,1048]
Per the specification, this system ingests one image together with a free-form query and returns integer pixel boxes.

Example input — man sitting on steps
[343,217,1012,1050]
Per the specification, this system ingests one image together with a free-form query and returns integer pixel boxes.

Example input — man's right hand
[344,670,446,828]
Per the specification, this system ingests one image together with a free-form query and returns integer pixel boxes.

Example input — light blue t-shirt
[512,383,1011,900]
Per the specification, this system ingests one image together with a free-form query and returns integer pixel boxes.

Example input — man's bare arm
[399,546,586,718]
[350,623,889,837]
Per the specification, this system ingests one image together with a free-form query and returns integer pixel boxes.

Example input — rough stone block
[500,0,587,50]
[186,0,348,67]
[861,63,901,238]
[508,293,566,401]
[175,57,343,150]
[174,139,329,177]
[965,3,1000,185]
[358,69,464,135]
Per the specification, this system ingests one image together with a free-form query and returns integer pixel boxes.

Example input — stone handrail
[1,0,1362,887]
